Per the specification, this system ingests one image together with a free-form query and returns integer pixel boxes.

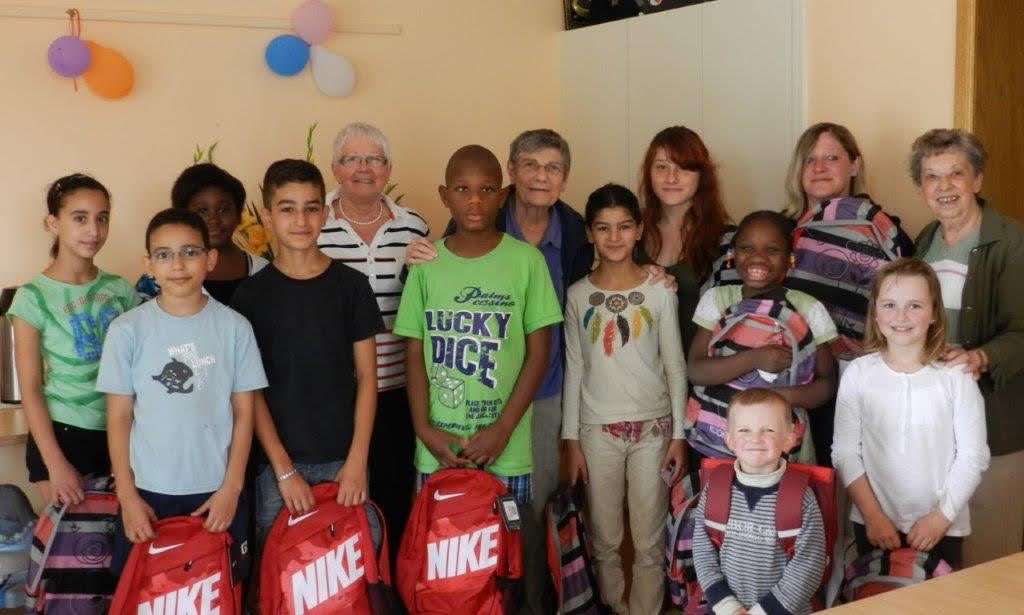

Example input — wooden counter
[825,552,1024,613]
[0,405,25,446]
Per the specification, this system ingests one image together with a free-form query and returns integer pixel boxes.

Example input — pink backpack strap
[775,469,809,559]
[703,464,735,550]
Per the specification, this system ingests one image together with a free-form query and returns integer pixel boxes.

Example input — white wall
[559,0,804,216]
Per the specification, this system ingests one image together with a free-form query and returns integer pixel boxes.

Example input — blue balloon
[264,34,310,76]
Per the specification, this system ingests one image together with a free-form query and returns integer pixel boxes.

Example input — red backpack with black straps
[259,482,400,614]
[396,468,522,614]
[700,458,838,610]
[110,516,242,615]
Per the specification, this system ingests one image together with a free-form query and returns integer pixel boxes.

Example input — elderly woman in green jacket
[912,128,1024,567]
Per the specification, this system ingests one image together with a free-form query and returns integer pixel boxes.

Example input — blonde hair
[863,258,947,364]
[726,388,792,430]
[783,123,866,219]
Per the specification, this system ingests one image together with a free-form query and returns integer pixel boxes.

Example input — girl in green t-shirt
[10,174,139,507]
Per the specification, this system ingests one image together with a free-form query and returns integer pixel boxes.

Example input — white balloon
[310,45,355,97]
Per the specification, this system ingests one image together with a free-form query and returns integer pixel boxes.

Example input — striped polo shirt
[318,189,430,391]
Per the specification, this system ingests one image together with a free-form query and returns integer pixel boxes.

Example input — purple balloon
[47,36,91,78]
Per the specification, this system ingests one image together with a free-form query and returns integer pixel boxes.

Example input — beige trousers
[963,449,1024,567]
[581,421,669,615]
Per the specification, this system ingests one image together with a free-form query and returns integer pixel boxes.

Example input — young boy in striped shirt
[693,389,826,615]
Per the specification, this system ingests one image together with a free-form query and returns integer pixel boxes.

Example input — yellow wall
[0,0,562,286]
[805,0,957,236]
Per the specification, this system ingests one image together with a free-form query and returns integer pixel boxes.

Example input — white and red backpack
[111,515,242,615]
[396,468,523,614]
[259,482,400,614]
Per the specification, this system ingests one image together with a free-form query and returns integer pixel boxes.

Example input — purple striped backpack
[786,197,903,361]
[24,477,118,614]
[686,289,817,459]
[545,486,611,615]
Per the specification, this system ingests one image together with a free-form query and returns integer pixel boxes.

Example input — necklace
[339,199,385,226]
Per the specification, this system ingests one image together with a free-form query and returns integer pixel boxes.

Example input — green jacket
[917,203,1024,455]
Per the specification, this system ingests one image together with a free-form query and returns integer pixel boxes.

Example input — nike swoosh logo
[433,490,465,501]
[148,542,184,555]
[287,510,319,526]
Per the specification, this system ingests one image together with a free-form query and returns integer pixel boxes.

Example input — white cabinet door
[560,0,803,214]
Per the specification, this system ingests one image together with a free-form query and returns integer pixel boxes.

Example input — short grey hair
[908,128,986,186]
[332,122,392,166]
[508,129,571,174]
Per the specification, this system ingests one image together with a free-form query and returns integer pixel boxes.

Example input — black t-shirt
[232,260,384,464]
[203,278,244,305]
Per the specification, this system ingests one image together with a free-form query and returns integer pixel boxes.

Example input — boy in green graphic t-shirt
[393,145,562,504]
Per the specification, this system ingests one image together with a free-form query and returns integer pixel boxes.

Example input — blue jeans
[254,460,344,529]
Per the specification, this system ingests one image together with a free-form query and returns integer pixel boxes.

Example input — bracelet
[276,468,297,482]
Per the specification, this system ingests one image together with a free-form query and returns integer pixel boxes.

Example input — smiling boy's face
[725,399,795,474]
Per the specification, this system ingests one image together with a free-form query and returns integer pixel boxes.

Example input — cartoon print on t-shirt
[162,341,218,393]
[152,358,194,394]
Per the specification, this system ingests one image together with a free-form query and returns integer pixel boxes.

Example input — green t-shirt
[393,234,563,476]
[9,271,139,430]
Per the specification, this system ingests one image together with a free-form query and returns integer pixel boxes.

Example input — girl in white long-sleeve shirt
[832,258,989,569]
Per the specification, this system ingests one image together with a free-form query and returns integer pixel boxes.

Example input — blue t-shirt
[96,298,267,495]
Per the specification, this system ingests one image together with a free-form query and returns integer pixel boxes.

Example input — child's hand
[463,423,512,467]
[47,456,85,506]
[191,488,239,533]
[907,510,952,552]
[121,492,157,544]
[405,237,438,265]
[733,609,749,615]
[565,440,589,485]
[278,472,316,514]
[864,511,901,550]
[334,461,368,507]
[752,345,793,373]
[641,264,679,291]
[660,439,686,485]
[419,427,468,468]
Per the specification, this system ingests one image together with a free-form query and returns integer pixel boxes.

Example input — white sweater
[832,352,991,536]
[562,275,686,438]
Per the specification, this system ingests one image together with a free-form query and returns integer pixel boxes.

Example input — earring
[789,253,796,269]
[724,250,734,268]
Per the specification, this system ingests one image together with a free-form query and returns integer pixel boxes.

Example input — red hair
[639,126,730,281]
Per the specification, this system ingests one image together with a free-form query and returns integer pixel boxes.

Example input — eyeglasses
[517,159,565,177]
[149,246,207,263]
[337,155,389,168]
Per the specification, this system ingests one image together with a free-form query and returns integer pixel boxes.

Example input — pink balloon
[293,0,335,45]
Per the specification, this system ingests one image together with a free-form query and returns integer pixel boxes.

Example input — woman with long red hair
[638,126,732,352]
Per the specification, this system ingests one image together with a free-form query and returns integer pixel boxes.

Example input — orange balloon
[82,40,133,99]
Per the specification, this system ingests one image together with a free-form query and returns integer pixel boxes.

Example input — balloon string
[67,8,81,91]
[66,8,81,38]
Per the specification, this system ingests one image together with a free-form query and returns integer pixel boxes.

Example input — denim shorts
[254,460,344,529]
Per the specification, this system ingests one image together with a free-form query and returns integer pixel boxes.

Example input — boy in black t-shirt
[231,159,383,529]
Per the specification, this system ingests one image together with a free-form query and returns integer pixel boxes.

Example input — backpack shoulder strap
[775,469,810,559]
[703,464,735,550]
[24,499,70,594]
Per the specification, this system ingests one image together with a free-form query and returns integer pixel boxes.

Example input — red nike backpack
[259,482,400,614]
[396,468,523,614]
[700,458,838,610]
[110,515,242,614]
